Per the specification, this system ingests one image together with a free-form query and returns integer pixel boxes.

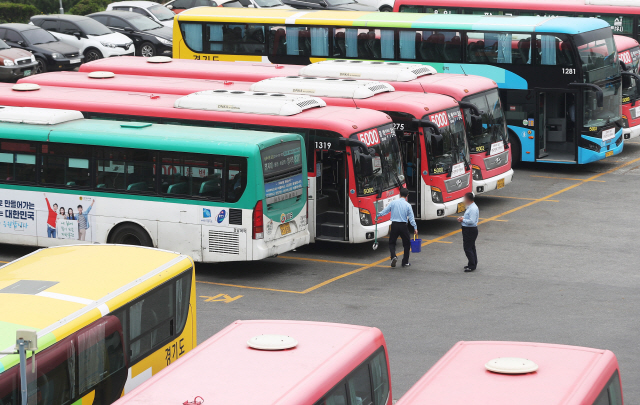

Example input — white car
[107,1,176,28]
[30,15,134,62]
[354,0,394,11]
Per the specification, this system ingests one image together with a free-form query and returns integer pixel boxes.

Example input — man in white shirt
[457,192,479,272]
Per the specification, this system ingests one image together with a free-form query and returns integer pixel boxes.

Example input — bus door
[314,149,348,241]
[536,90,578,162]
[396,129,420,218]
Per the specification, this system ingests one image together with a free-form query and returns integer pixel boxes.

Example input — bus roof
[614,34,639,52]
[176,8,609,35]
[0,83,391,135]
[395,0,640,14]
[0,245,193,372]
[113,320,387,405]
[20,72,460,118]
[397,341,620,405]
[75,58,498,99]
[0,109,295,156]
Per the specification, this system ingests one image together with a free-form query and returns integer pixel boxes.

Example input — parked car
[31,15,134,62]
[357,0,393,11]
[0,24,83,73]
[89,11,172,57]
[163,0,292,14]
[0,38,38,81]
[107,1,176,28]
[281,0,377,10]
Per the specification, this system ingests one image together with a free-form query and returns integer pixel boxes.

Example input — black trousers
[461,226,478,269]
[389,221,411,265]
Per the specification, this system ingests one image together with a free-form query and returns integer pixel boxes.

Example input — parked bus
[0,84,398,243]
[0,245,197,405]
[0,106,309,260]
[106,320,391,405]
[396,341,623,405]
[22,72,477,220]
[170,9,623,164]
[77,58,513,194]
[393,0,640,43]
[615,35,640,139]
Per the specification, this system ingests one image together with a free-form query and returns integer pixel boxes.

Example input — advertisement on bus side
[0,191,96,242]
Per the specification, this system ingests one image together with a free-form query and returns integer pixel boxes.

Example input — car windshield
[148,4,175,20]
[254,0,285,7]
[76,18,112,36]
[352,124,404,197]
[425,108,469,175]
[0,39,9,50]
[22,28,57,45]
[583,81,622,128]
[575,28,619,83]
[127,14,163,30]
[327,0,356,5]
[463,89,508,153]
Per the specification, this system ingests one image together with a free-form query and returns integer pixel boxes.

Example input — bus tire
[109,223,153,247]
[379,5,393,11]
[508,130,521,166]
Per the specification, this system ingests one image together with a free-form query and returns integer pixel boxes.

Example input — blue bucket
[410,238,422,253]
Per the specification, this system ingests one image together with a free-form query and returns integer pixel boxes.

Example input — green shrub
[5,0,79,15]
[0,2,39,23]
[68,0,108,15]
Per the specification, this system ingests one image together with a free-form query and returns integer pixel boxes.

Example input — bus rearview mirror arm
[457,101,480,116]
[339,138,370,155]
[568,82,604,108]
[412,118,441,135]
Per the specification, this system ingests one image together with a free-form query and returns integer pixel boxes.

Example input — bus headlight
[431,186,443,204]
[472,165,483,180]
[621,115,629,129]
[359,209,372,226]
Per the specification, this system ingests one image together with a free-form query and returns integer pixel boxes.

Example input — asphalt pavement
[1,140,640,402]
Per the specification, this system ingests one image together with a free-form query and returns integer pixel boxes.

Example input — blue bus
[172,9,628,164]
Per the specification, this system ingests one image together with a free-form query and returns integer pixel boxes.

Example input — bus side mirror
[620,60,628,71]
[622,71,640,102]
[470,114,483,136]
[358,152,374,177]
[569,82,604,108]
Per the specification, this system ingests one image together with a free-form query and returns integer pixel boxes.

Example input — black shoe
[402,263,411,267]
[391,257,397,267]
[464,266,470,270]
[464,267,476,272]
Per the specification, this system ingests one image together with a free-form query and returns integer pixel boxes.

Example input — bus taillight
[253,200,264,240]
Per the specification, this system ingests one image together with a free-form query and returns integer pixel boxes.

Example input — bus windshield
[463,90,507,153]
[583,81,622,128]
[425,108,468,175]
[575,28,619,83]
[352,124,403,196]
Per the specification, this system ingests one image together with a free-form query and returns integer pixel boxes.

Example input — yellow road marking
[531,175,606,182]
[480,195,559,202]
[196,279,304,294]
[447,216,508,222]
[278,256,372,267]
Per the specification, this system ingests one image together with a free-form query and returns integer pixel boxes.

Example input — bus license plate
[605,151,613,157]
[280,223,291,236]
[457,202,465,213]
[497,179,505,189]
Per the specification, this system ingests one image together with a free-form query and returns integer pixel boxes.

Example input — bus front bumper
[473,169,514,194]
[623,124,640,140]
[255,229,310,259]
[421,196,466,220]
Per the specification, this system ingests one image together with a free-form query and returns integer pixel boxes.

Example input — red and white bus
[0,82,401,244]
[615,35,640,140]
[393,0,640,44]
[108,320,392,405]
[397,341,623,405]
[22,72,474,220]
[78,57,513,195]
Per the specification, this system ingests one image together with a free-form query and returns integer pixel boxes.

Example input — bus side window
[536,34,574,67]
[181,22,204,52]
[417,30,461,62]
[226,157,247,203]
[315,384,348,405]
[40,143,91,188]
[593,371,623,405]
[175,271,192,335]
[0,140,37,183]
[347,362,373,405]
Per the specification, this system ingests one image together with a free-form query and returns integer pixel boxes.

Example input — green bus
[0,106,309,261]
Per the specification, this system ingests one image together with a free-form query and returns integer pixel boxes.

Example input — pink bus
[109,320,392,405]
[397,341,623,405]
[78,57,513,195]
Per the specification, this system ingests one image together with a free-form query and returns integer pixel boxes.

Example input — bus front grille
[483,151,509,171]
[208,230,240,255]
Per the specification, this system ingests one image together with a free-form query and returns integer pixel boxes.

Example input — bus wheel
[109,223,153,247]
[509,131,521,166]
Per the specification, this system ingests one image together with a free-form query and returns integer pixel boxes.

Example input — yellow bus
[0,245,197,405]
